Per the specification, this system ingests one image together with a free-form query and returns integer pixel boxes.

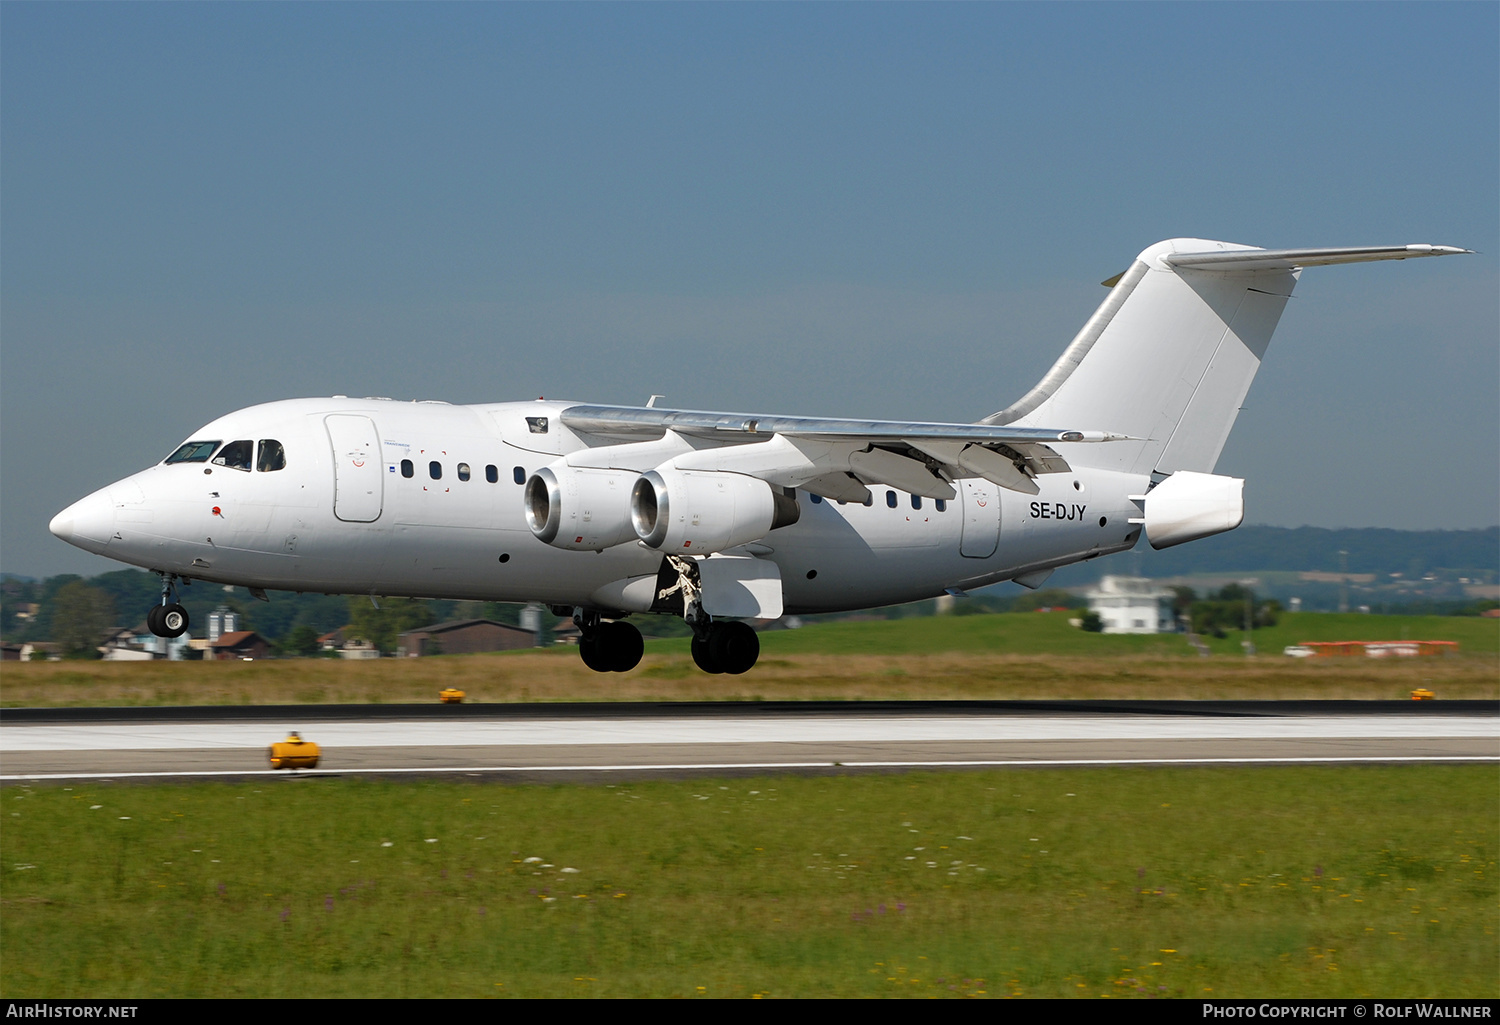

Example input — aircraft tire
[146,605,167,637]
[691,634,724,674]
[578,635,612,673]
[709,621,759,675]
[603,621,643,673]
[160,604,189,639]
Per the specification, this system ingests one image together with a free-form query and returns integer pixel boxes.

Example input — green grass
[3,767,1495,998]
[639,609,1500,659]
[762,612,1500,660]
[4,610,1494,707]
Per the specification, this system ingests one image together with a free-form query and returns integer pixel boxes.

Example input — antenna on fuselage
[647,394,666,408]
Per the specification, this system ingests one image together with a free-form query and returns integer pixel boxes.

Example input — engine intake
[631,469,795,555]
[524,465,639,551]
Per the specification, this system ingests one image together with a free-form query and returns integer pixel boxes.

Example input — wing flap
[799,472,873,503]
[847,447,956,500]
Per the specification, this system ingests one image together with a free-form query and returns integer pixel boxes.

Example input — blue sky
[3,3,1496,578]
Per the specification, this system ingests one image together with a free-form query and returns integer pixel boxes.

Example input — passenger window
[886,490,897,508]
[512,466,525,485]
[212,440,253,471]
[935,499,946,512]
[486,465,499,484]
[401,460,414,478]
[256,440,286,472]
[863,494,873,507]
[911,495,922,510]
[165,440,221,464]
[457,463,471,482]
[809,493,822,504]
[429,461,442,480]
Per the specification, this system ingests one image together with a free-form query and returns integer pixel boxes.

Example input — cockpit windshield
[257,440,286,472]
[212,440,254,471]
[164,440,221,464]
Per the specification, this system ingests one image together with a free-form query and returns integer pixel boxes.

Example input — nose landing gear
[147,573,190,639]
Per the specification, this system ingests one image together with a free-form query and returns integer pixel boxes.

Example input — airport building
[397,619,539,657]
[1086,575,1177,634]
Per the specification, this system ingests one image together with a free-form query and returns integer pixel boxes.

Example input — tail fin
[985,239,1467,477]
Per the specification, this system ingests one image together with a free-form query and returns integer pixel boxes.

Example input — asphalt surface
[2,700,1494,782]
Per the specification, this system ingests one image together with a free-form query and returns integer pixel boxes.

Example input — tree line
[0,570,555,659]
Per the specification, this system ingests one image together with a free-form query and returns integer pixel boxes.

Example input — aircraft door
[325,414,384,522]
[959,478,1000,558]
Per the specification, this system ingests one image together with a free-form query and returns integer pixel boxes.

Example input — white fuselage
[50,397,1148,614]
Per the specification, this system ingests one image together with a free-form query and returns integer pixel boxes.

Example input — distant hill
[1049,525,1496,581]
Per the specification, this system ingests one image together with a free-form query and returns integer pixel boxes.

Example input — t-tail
[985,238,1470,479]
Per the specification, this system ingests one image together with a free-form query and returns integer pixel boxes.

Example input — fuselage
[50,396,1148,614]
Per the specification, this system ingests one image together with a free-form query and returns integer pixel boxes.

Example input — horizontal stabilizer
[1163,244,1472,271]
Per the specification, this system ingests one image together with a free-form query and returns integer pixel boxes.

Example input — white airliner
[50,238,1468,674]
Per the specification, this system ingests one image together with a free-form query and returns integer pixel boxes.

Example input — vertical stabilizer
[986,239,1295,477]
[986,239,1468,478]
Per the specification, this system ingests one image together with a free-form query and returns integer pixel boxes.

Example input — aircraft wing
[559,404,1123,444]
[559,404,1128,497]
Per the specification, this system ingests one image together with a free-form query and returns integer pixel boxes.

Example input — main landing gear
[690,620,759,675]
[665,554,760,675]
[574,610,644,673]
[147,573,190,639]
[569,610,758,675]
[564,555,763,676]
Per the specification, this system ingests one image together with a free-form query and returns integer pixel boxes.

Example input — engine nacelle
[524,465,639,551]
[1139,470,1244,550]
[630,469,796,555]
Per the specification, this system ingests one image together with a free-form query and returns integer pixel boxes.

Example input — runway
[3,701,1495,781]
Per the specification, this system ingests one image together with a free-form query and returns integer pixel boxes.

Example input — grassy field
[2,766,1494,998]
[759,610,1500,658]
[2,612,1494,707]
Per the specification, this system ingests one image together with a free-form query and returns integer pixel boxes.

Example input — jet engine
[630,469,797,555]
[524,465,639,551]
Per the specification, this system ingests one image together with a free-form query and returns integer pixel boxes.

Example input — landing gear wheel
[691,634,723,674]
[601,621,643,673]
[146,605,165,637]
[709,621,759,675]
[579,621,645,673]
[579,634,612,673]
[160,604,189,639]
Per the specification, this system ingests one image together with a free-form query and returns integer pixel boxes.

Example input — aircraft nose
[49,488,117,550]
